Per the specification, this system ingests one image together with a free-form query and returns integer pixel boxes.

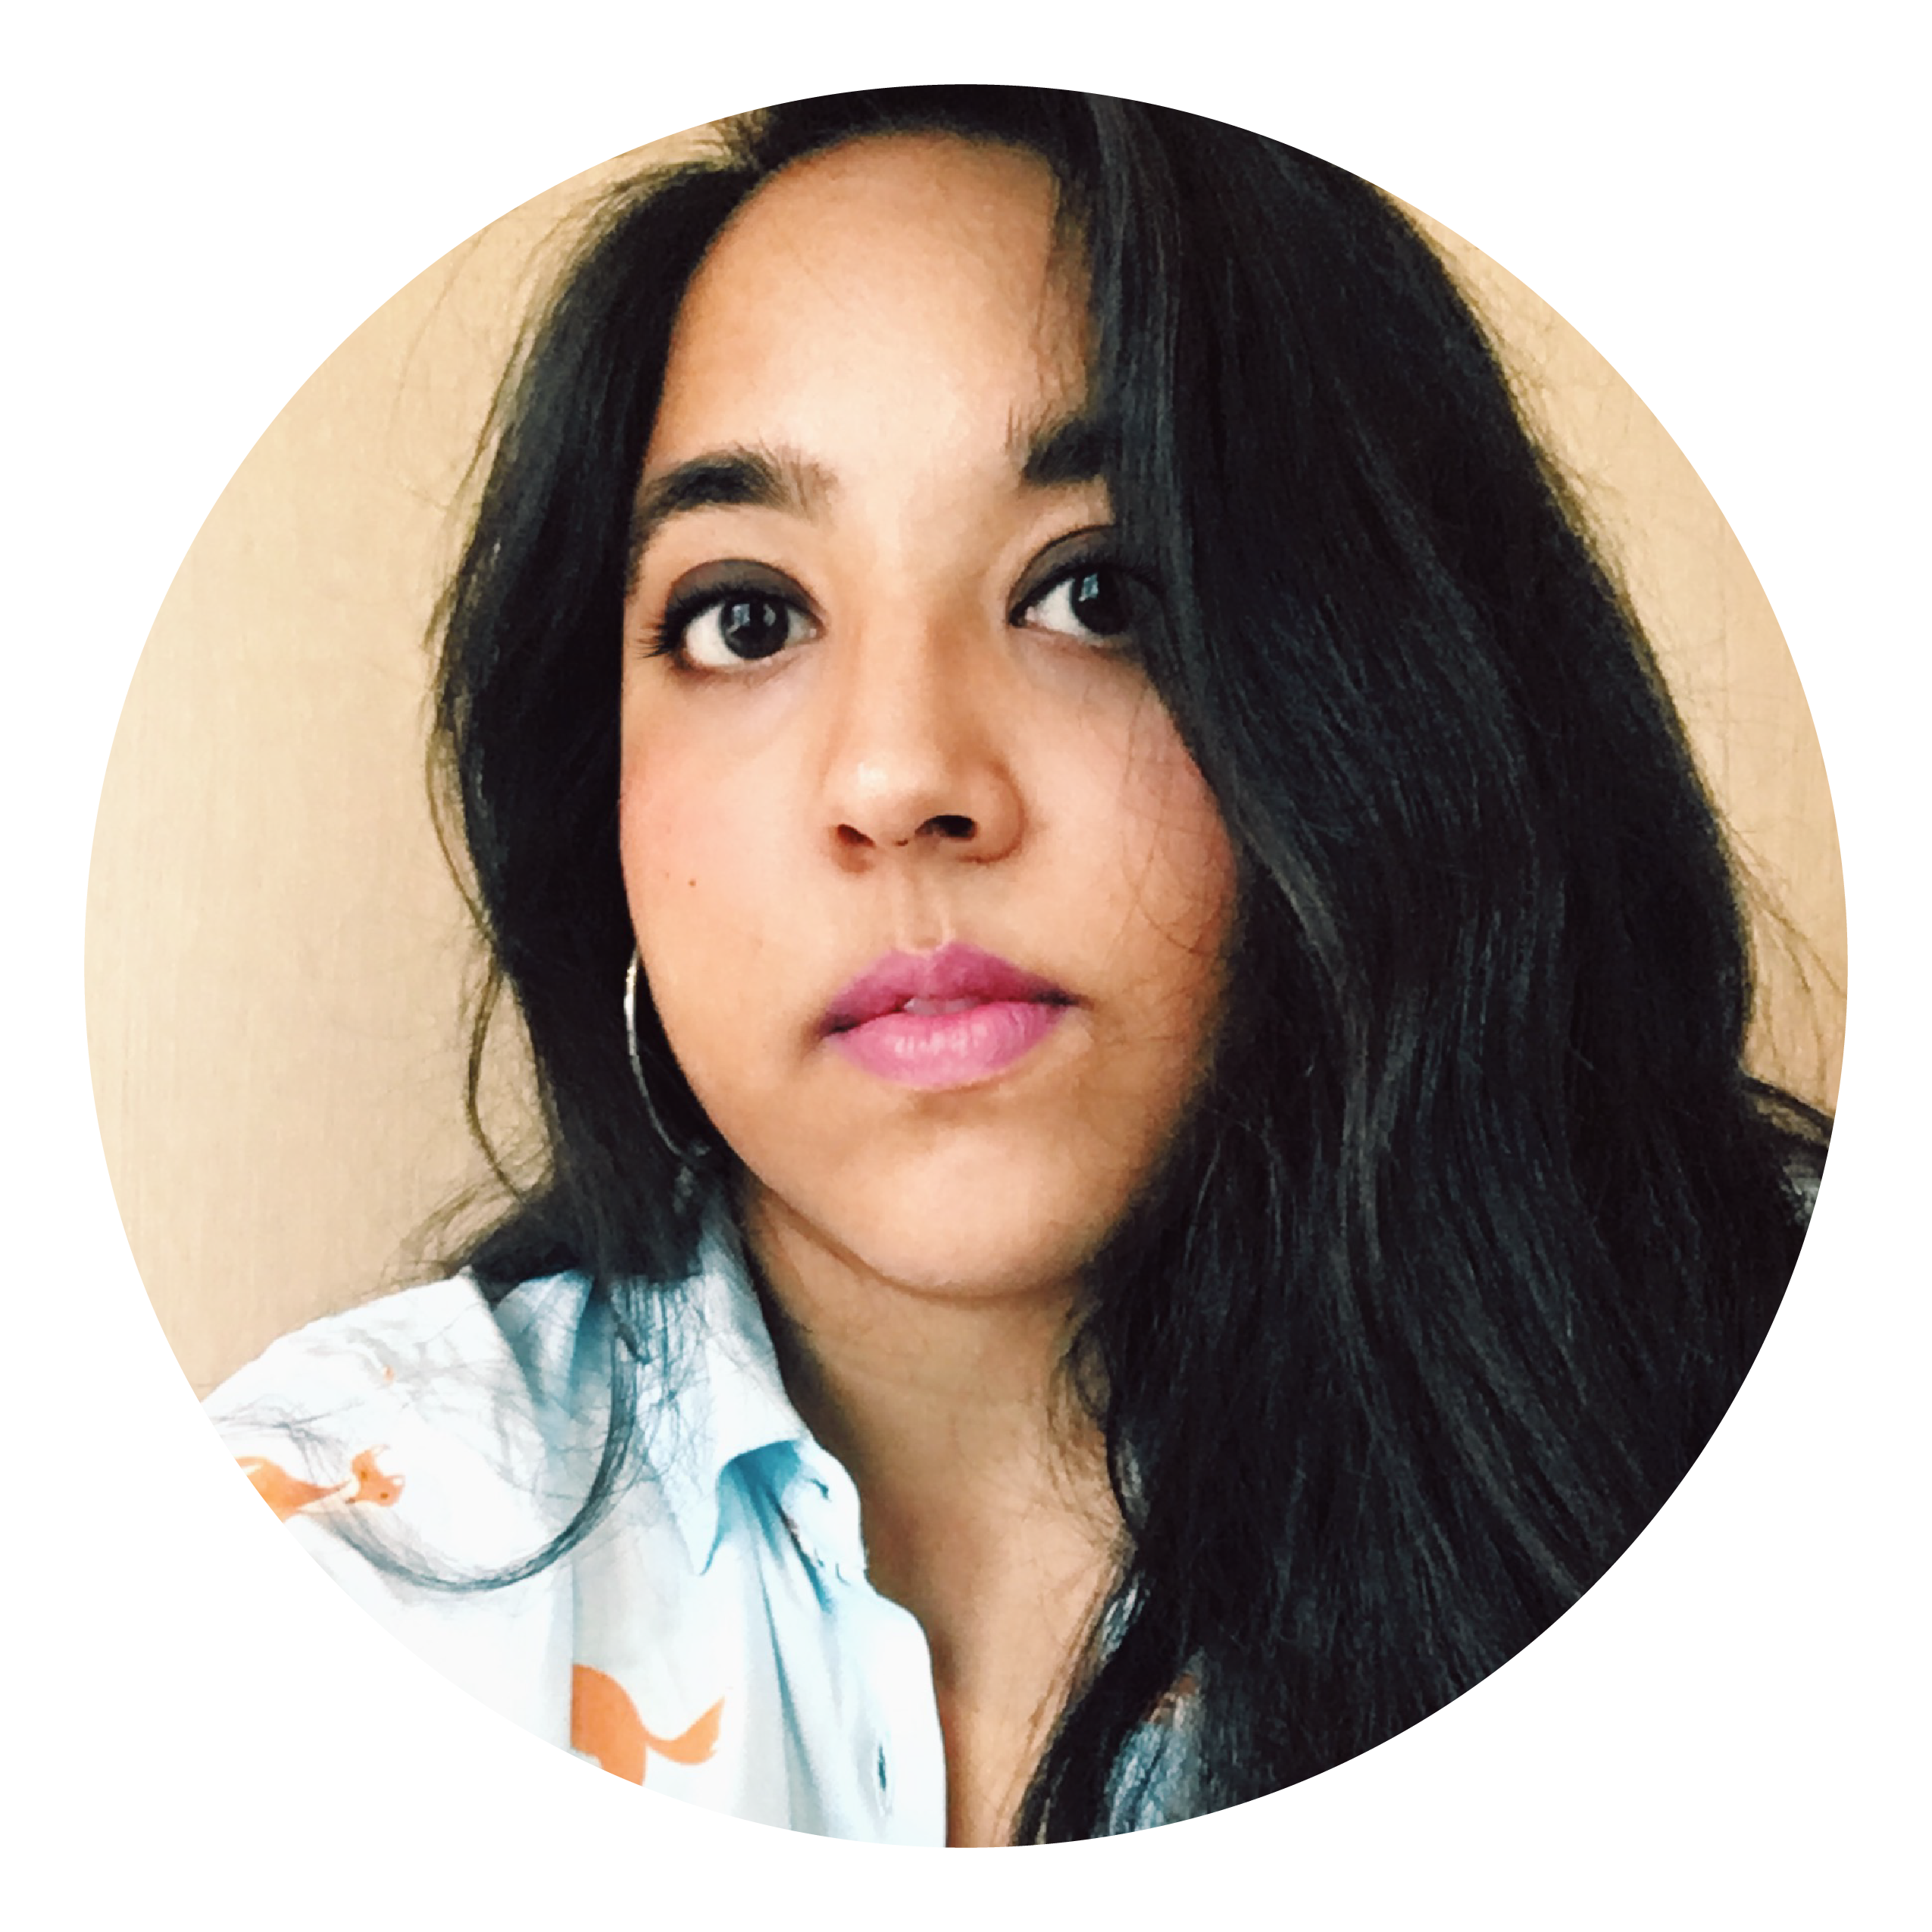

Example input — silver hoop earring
[624,948,707,1170]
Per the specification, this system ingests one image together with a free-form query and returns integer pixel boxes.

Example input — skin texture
[619,135,1237,1843]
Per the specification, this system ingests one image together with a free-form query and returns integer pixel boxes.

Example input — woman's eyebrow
[630,444,834,566]
[1016,408,1117,489]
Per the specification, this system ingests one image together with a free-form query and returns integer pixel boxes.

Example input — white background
[8,2,1923,1923]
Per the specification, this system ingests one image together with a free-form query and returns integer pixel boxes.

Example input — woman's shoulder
[205,1271,607,1568]
[208,1271,597,1429]
[202,1272,624,1743]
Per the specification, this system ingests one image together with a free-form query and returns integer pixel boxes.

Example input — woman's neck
[742,1185,1120,1845]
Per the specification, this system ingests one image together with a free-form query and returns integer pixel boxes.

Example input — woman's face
[621,134,1237,1303]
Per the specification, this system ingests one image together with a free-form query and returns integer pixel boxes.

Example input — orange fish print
[571,1663,723,1786]
[237,1447,405,1522]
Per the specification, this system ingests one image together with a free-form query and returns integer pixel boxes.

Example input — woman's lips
[823,942,1073,1089]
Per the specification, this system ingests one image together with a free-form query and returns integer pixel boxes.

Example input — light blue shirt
[207,1224,1188,1841]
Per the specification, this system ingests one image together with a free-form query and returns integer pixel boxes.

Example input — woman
[208,86,1828,1845]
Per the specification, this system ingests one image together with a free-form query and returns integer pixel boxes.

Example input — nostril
[831,812,983,854]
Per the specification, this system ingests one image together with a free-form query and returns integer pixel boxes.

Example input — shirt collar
[640,1213,822,1574]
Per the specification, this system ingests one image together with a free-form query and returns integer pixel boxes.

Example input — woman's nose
[818,627,1024,866]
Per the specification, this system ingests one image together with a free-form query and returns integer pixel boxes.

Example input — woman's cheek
[619,751,759,1018]
[1113,712,1239,983]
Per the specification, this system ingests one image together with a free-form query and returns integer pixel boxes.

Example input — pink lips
[823,943,1073,1089]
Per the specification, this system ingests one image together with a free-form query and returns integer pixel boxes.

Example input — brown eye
[660,573,816,669]
[710,594,794,661]
[1067,567,1132,638]
[1022,562,1136,646]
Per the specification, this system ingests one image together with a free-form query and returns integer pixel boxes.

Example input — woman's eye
[666,589,811,668]
[1019,564,1136,646]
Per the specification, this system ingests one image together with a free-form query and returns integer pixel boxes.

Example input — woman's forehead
[726,130,1068,270]
[645,134,1091,473]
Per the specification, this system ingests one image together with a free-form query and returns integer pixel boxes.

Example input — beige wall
[86,128,1847,1397]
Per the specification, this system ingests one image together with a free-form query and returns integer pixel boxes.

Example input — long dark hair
[430,86,1827,1840]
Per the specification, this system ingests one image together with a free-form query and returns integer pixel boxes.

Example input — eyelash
[650,583,816,670]
[648,544,1140,671]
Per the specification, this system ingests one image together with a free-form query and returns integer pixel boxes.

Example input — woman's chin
[740,1168,1115,1314]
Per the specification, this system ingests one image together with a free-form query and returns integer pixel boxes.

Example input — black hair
[429,86,1827,1840]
